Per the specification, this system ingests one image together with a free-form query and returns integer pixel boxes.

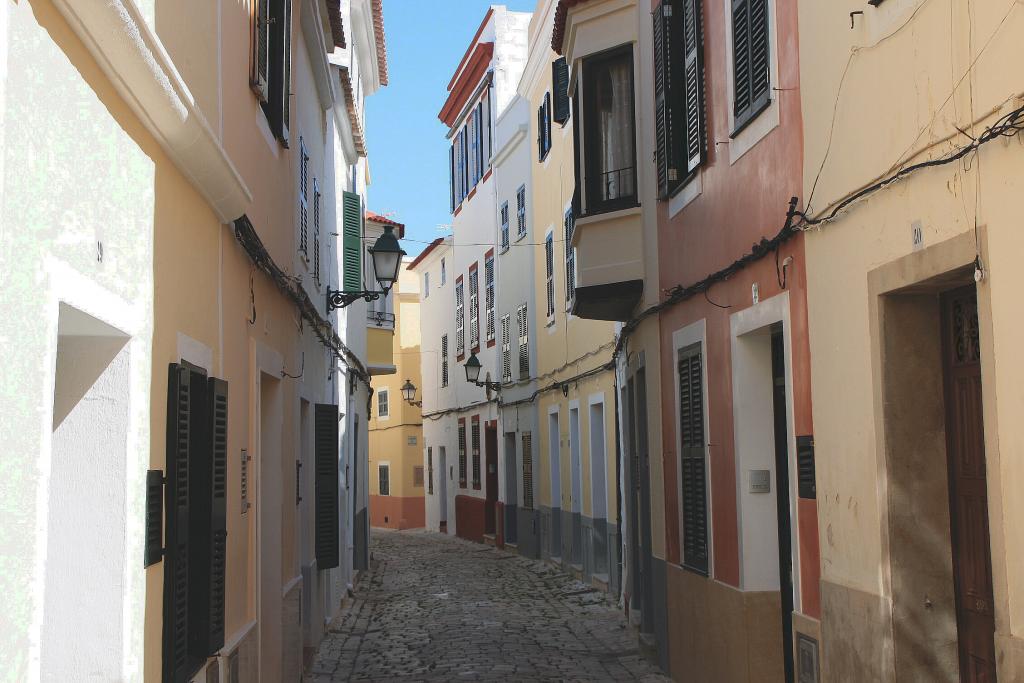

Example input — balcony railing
[367,311,396,329]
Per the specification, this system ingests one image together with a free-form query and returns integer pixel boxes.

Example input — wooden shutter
[458,420,467,486]
[469,267,479,350]
[299,140,308,255]
[314,403,340,569]
[552,57,570,123]
[501,315,512,383]
[204,377,228,654]
[518,304,529,377]
[471,417,481,488]
[313,179,321,286]
[427,448,434,494]
[732,0,770,129]
[537,104,545,160]
[796,435,816,499]
[449,145,456,213]
[521,432,534,509]
[564,209,575,302]
[280,0,292,146]
[163,364,192,683]
[545,235,555,317]
[342,191,362,292]
[251,0,270,102]
[455,279,465,356]
[653,0,685,198]
[441,334,449,387]
[485,256,495,342]
[516,186,526,237]
[413,466,424,488]
[378,465,390,496]
[683,0,706,172]
[678,346,708,574]
[544,93,552,155]
[145,469,164,568]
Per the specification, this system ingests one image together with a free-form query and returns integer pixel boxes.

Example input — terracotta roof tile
[552,0,596,55]
[366,211,405,238]
[338,67,367,156]
[372,0,389,86]
[325,0,346,48]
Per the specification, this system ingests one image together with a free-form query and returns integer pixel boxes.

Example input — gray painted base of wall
[537,507,620,595]
[516,507,541,559]
[354,508,368,570]
[651,557,669,672]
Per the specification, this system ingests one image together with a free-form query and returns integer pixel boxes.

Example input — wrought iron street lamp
[463,352,501,392]
[400,379,422,407]
[327,225,407,311]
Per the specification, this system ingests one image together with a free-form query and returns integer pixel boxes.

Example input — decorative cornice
[552,0,596,55]
[50,0,251,223]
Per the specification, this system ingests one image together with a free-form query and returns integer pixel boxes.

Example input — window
[458,420,467,487]
[731,0,771,132]
[441,335,449,387]
[537,92,552,161]
[501,314,512,384]
[545,233,555,319]
[441,257,447,285]
[500,201,510,252]
[378,464,390,496]
[564,209,576,303]
[162,364,230,681]
[485,255,495,342]
[654,0,706,197]
[448,90,493,210]
[408,435,418,446]
[455,278,465,357]
[678,344,708,575]
[313,178,321,287]
[377,389,389,418]
[552,57,571,124]
[581,46,637,214]
[251,0,292,145]
[521,432,534,509]
[469,266,480,350]
[299,138,309,255]
[471,417,481,489]
[517,304,529,378]
[424,272,430,298]
[413,466,425,488]
[516,185,527,238]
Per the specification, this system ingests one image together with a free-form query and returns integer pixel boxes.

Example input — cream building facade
[0,0,390,680]
[798,0,1024,680]
[368,252,426,530]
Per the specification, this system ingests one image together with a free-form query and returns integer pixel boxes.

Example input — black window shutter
[732,0,770,130]
[145,470,164,568]
[205,377,228,654]
[449,145,456,213]
[251,0,271,102]
[683,0,706,172]
[797,435,816,499]
[163,364,193,683]
[552,58,570,123]
[678,347,708,575]
[314,403,340,569]
[537,105,544,161]
[544,93,552,155]
[654,0,686,198]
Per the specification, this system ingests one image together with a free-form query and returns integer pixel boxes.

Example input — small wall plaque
[749,469,771,493]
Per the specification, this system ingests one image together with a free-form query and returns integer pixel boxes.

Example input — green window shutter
[678,346,709,575]
[732,0,770,131]
[163,364,193,683]
[683,0,706,173]
[552,57,570,124]
[280,0,292,146]
[251,0,270,102]
[314,403,340,569]
[654,0,686,198]
[204,377,228,655]
[342,191,363,292]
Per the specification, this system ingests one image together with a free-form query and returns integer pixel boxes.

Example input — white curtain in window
[597,59,635,201]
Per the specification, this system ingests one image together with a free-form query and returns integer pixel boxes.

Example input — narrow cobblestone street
[309,530,669,682]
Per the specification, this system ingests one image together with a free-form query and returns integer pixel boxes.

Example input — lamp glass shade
[464,353,482,383]
[400,379,417,403]
[369,225,406,290]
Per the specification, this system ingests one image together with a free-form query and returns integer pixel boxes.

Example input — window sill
[730,97,772,139]
[515,231,528,243]
[577,202,641,224]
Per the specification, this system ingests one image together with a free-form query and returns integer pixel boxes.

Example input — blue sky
[365,1,537,258]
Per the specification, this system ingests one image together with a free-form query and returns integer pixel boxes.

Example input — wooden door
[941,286,997,683]
[485,424,499,535]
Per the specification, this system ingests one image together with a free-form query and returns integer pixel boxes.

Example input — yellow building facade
[798,0,1024,679]
[524,0,620,591]
[368,254,426,530]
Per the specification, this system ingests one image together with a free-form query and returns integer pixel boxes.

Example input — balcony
[570,204,644,321]
[367,310,396,330]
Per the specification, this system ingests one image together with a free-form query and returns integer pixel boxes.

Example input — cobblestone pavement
[309,529,669,682]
